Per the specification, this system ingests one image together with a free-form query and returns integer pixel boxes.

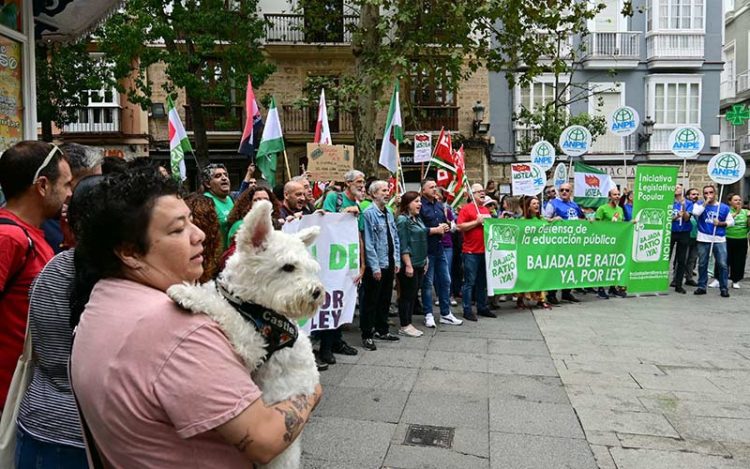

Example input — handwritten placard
[306,144,355,181]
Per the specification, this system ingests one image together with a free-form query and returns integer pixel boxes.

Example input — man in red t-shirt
[0,141,72,410]
[456,183,496,321]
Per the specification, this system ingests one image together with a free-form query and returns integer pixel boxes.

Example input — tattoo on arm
[274,394,314,443]
[234,431,254,452]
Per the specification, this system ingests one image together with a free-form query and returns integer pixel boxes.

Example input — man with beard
[202,164,234,248]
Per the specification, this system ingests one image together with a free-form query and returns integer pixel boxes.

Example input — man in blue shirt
[670,184,693,294]
[419,178,463,328]
[692,185,735,297]
[544,183,583,303]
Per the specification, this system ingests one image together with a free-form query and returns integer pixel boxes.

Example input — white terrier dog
[168,200,324,469]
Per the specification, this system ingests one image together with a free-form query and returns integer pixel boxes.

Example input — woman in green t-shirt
[726,194,749,288]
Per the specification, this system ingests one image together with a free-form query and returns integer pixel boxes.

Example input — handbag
[0,319,33,467]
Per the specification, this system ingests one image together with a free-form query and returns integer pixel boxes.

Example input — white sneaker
[733,282,741,289]
[450,298,458,306]
[399,325,423,337]
[439,313,463,326]
[424,315,436,328]
[434,300,439,306]
[709,279,720,288]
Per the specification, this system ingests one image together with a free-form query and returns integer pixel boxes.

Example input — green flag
[257,97,285,186]
[573,161,615,208]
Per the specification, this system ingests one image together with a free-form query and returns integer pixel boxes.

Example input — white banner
[511,163,545,196]
[283,213,360,333]
[413,133,432,163]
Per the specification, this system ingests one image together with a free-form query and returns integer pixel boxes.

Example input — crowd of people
[0,139,748,467]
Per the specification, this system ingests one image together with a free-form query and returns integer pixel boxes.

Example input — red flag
[434,128,454,167]
[452,145,466,199]
[238,76,263,158]
[436,168,454,188]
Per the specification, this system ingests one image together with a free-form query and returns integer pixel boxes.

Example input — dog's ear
[296,226,320,247]
[237,200,273,251]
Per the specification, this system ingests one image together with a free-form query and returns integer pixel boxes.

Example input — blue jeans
[697,241,728,290]
[16,426,88,469]
[462,253,488,316]
[422,250,451,316]
[443,247,453,298]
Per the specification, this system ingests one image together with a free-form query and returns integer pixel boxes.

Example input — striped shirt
[17,249,84,448]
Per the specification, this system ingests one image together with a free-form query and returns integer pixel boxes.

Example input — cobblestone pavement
[302,283,750,468]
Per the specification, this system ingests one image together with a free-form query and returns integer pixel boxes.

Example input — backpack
[0,218,35,299]
[335,192,344,213]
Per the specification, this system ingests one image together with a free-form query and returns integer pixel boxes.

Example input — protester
[15,176,102,469]
[517,196,550,309]
[457,184,496,321]
[201,163,234,248]
[361,181,401,350]
[291,174,316,214]
[226,186,281,242]
[485,180,497,199]
[499,195,522,218]
[545,182,583,303]
[316,169,364,364]
[669,184,692,294]
[396,191,427,338]
[183,194,223,283]
[692,185,734,297]
[437,189,458,306]
[69,168,321,467]
[419,178,463,328]
[0,141,72,410]
[280,180,307,222]
[620,190,634,222]
[231,162,257,199]
[726,193,749,289]
[682,188,700,286]
[594,187,628,298]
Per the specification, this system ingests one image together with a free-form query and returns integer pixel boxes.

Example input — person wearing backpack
[0,141,72,413]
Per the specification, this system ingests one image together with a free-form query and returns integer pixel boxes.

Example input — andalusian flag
[573,161,615,208]
[378,82,403,174]
[167,96,191,181]
[256,97,285,187]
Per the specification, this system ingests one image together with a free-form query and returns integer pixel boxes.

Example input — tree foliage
[98,0,274,165]
[35,40,111,142]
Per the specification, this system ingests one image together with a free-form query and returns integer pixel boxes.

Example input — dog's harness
[216,282,298,363]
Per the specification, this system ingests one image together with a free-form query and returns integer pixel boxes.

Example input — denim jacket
[362,203,400,274]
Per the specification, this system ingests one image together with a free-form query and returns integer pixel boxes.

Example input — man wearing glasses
[0,141,72,410]
[545,183,583,304]
[201,164,234,248]
[542,185,557,218]
[692,185,734,297]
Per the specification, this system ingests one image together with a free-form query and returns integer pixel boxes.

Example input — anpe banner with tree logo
[484,219,632,294]
[628,165,678,294]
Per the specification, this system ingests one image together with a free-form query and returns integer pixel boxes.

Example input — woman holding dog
[69,169,321,467]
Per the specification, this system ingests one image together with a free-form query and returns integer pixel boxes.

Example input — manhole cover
[404,424,454,449]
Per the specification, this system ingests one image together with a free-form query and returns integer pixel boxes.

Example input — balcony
[721,79,737,100]
[279,105,353,134]
[645,31,705,69]
[265,13,358,44]
[737,70,750,94]
[63,107,121,133]
[405,106,459,132]
[741,135,750,154]
[720,139,737,152]
[184,105,243,132]
[583,32,641,69]
[513,128,635,155]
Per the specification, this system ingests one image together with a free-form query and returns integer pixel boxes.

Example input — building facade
[489,0,725,193]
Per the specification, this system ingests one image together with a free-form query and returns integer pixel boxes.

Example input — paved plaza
[302,284,750,468]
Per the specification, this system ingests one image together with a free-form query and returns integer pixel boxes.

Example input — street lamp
[637,115,655,148]
[472,100,491,136]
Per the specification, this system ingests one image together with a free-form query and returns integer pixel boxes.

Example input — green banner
[628,165,679,294]
[484,219,633,294]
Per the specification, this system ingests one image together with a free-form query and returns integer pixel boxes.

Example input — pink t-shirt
[71,278,262,468]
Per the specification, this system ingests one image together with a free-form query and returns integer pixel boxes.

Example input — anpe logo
[563,128,588,148]
[707,152,746,185]
[673,128,700,150]
[611,108,636,130]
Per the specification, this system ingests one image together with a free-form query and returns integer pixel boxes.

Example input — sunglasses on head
[32,145,62,183]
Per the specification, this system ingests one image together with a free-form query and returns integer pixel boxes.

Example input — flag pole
[464,177,480,213]
[282,149,292,181]
[423,126,444,178]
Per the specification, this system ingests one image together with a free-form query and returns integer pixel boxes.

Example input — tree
[296,0,489,176]
[98,0,274,166]
[481,0,630,153]
[35,40,111,142]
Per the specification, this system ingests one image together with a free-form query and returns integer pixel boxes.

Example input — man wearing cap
[456,183,496,321]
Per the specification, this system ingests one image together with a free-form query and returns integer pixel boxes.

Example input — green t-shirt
[594,203,624,222]
[322,191,358,213]
[204,191,235,247]
[726,208,750,239]
[227,220,243,243]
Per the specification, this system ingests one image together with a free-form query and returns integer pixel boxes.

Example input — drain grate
[404,424,455,449]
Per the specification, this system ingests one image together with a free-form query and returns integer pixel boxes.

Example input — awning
[34,0,122,41]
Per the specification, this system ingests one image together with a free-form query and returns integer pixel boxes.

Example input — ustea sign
[558,125,592,157]
[413,132,432,163]
[707,152,746,185]
[608,106,639,137]
[530,140,556,171]
[668,126,704,158]
[511,163,545,196]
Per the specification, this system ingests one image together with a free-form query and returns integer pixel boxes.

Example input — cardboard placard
[306,144,355,181]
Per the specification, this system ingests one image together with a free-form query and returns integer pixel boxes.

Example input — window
[646,76,701,126]
[404,61,458,131]
[725,0,734,12]
[515,75,569,117]
[76,89,119,126]
[650,0,704,30]
[721,44,736,99]
[589,83,626,153]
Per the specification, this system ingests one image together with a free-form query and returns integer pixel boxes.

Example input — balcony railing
[646,31,704,60]
[184,105,243,132]
[720,139,737,152]
[585,32,640,58]
[63,107,121,133]
[741,135,750,153]
[737,70,750,94]
[721,79,736,100]
[280,104,353,134]
[265,13,358,44]
[405,106,459,132]
[514,128,635,154]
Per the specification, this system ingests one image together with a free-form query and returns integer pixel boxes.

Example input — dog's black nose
[312,288,322,299]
